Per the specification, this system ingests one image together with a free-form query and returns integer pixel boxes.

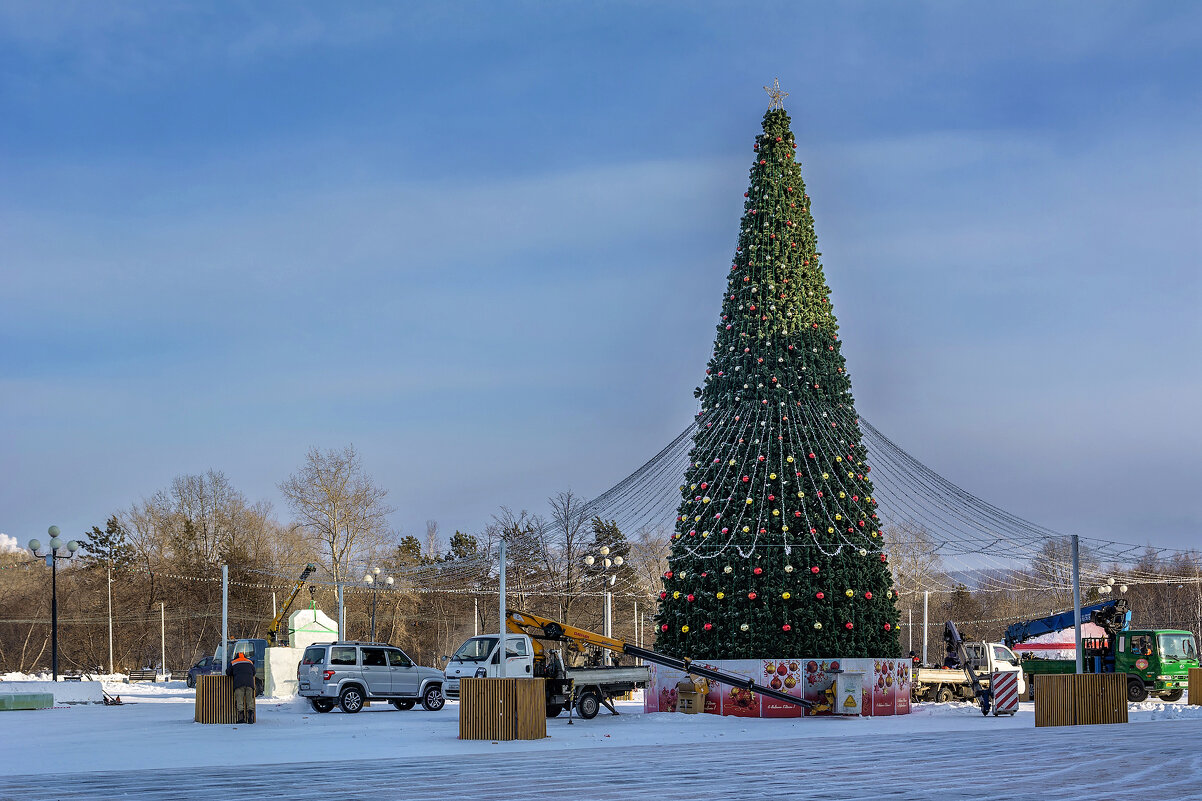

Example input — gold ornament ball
[673,591,681,599]
[681,625,690,633]
[717,592,726,600]
[770,473,777,479]
[845,589,854,597]
[782,592,791,599]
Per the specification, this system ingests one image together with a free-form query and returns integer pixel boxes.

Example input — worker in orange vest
[227,651,257,724]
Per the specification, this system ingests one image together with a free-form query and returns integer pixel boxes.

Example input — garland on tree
[653,101,901,660]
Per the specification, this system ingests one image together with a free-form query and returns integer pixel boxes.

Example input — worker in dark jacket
[227,651,256,724]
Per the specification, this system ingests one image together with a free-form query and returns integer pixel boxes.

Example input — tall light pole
[583,546,624,642]
[363,567,393,643]
[28,526,79,681]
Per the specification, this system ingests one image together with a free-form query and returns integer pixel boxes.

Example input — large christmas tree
[654,88,900,660]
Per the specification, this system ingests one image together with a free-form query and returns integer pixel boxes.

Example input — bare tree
[424,520,441,561]
[539,490,592,625]
[278,445,395,583]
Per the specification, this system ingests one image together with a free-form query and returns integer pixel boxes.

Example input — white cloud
[0,533,22,554]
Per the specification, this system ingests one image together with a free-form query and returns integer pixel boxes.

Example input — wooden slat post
[194,674,236,724]
[459,677,546,740]
[1035,673,1127,727]
[1188,668,1202,705]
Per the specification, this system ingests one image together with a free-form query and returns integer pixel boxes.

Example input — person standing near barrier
[227,651,256,724]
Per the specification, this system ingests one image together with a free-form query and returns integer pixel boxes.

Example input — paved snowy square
[1,682,1199,799]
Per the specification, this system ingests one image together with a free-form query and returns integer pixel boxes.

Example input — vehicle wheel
[392,699,415,711]
[1162,689,1184,702]
[545,703,563,718]
[1127,679,1149,703]
[576,690,600,720]
[935,686,954,703]
[422,685,446,712]
[339,686,366,713]
[311,698,334,713]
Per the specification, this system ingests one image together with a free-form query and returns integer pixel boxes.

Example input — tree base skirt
[645,656,911,717]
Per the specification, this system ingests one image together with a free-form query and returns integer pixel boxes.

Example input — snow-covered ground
[0,679,1199,774]
[2,680,1201,799]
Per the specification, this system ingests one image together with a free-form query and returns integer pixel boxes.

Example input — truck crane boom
[266,563,317,646]
[505,610,813,710]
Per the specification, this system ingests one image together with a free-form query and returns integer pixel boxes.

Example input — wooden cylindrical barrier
[458,677,547,740]
[1034,673,1128,727]
[194,674,236,724]
[1188,668,1202,705]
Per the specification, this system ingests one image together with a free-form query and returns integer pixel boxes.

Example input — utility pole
[922,590,929,665]
[1072,534,1083,674]
[220,565,228,672]
[473,597,479,637]
[337,583,345,641]
[107,563,114,675]
[160,602,166,679]
[908,608,913,654]
[498,539,507,679]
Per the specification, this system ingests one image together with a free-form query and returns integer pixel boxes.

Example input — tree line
[0,445,669,675]
[887,521,1202,657]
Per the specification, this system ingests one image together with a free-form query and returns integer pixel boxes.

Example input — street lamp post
[363,568,393,643]
[583,546,624,641]
[27,526,79,681]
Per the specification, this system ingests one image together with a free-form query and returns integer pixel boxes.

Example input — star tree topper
[763,77,788,110]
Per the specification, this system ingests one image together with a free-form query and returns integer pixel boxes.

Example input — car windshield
[1158,633,1197,661]
[452,637,497,662]
[300,647,325,666]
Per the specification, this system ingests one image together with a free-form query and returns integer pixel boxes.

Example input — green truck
[1006,599,1198,702]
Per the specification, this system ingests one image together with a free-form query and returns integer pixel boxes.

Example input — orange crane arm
[266,563,317,645]
[503,609,814,709]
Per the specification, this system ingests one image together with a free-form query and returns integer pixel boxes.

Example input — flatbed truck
[444,610,815,719]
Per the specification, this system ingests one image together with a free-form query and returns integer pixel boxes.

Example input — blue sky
[2,2,1199,551]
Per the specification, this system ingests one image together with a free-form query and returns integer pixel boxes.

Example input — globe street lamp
[363,568,393,643]
[28,526,79,681]
[583,546,624,640]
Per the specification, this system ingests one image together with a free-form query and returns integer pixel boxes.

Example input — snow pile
[1130,699,1202,721]
[0,680,102,704]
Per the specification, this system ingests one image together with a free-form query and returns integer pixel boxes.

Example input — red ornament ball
[748,592,757,600]
[664,571,674,579]
[687,594,695,602]
[661,624,669,632]
[810,566,820,574]
[659,591,668,600]
[782,624,791,632]
[704,623,713,631]
[753,567,763,575]
[845,622,854,630]
[815,592,824,600]
[865,592,873,600]
[884,623,892,631]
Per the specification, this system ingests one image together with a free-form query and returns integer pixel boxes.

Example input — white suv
[297,641,445,714]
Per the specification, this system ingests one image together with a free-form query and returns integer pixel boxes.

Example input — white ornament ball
[740,623,750,632]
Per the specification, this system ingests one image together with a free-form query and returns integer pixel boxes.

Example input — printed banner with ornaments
[645,658,911,717]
